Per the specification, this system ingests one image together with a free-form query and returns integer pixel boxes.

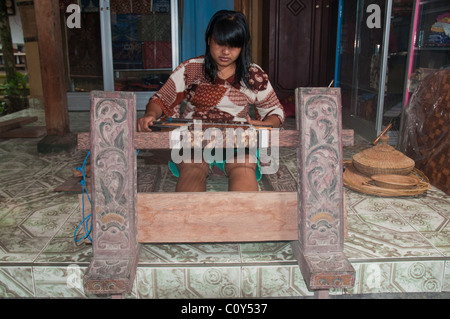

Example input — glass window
[61,0,103,92]
[60,0,178,110]
[110,0,172,92]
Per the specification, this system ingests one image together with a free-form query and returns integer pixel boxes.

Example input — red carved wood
[291,87,355,290]
[83,91,140,295]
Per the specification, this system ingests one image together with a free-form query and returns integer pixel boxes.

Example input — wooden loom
[77,89,355,298]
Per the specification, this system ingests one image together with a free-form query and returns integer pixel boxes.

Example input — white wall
[8,1,24,45]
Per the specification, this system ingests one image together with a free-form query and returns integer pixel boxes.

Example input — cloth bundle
[427,13,450,46]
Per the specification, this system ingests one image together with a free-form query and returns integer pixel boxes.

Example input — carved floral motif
[84,91,138,295]
[298,88,343,250]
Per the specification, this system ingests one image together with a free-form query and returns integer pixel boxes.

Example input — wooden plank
[77,129,354,150]
[0,126,46,138]
[138,192,298,243]
[0,116,38,133]
[79,192,298,243]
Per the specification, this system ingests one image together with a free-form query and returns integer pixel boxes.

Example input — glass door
[61,0,104,93]
[61,0,179,111]
[337,0,413,143]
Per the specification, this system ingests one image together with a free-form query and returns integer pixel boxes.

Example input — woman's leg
[225,153,258,191]
[175,161,210,192]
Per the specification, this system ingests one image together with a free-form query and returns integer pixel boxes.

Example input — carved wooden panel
[296,87,344,252]
[84,91,139,295]
[292,87,355,290]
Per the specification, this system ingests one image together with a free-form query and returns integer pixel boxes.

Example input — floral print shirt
[148,56,285,124]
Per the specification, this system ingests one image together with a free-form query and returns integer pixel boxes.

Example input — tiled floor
[0,109,449,298]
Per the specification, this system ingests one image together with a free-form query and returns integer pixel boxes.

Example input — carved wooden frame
[81,90,355,297]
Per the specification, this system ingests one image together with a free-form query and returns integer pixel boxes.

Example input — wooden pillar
[291,88,355,294]
[83,91,140,296]
[34,0,70,136]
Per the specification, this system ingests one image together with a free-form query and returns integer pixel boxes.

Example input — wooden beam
[0,116,38,133]
[34,0,70,136]
[77,129,354,150]
[80,191,298,243]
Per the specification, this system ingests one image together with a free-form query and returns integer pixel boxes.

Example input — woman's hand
[138,103,163,132]
[137,113,157,132]
[247,115,281,128]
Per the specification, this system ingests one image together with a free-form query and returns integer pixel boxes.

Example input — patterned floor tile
[33,266,86,298]
[242,266,312,298]
[344,214,443,260]
[139,243,241,265]
[240,242,295,263]
[444,261,450,292]
[347,261,445,295]
[35,237,92,264]
[422,230,450,257]
[0,267,34,297]
[144,267,241,299]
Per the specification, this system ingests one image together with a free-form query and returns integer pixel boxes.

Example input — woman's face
[208,37,242,71]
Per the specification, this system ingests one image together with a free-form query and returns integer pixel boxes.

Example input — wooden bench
[77,89,355,298]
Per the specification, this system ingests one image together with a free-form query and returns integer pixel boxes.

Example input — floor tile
[148,267,241,299]
[139,243,241,265]
[33,266,86,298]
[348,261,445,295]
[344,214,443,260]
[0,267,34,297]
[242,266,312,298]
[240,242,295,263]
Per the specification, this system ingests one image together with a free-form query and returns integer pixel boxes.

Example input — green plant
[1,72,29,96]
[0,101,6,116]
[0,72,29,114]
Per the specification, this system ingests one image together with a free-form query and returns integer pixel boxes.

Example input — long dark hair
[204,10,252,88]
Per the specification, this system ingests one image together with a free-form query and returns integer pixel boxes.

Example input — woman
[138,10,284,192]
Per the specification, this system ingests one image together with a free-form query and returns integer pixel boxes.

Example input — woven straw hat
[352,135,415,176]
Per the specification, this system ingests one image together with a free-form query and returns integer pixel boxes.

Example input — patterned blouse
[148,56,285,124]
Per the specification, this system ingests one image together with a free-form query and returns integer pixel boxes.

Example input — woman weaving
[137,10,285,192]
